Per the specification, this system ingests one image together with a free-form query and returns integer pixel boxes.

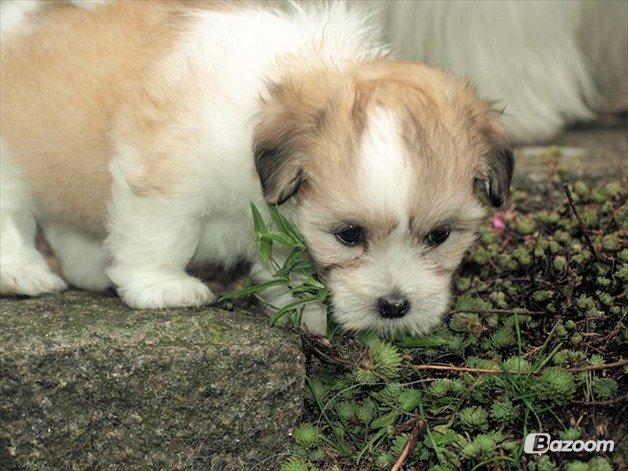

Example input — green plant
[459,406,488,431]
[224,204,330,326]
[533,368,576,404]
[236,178,626,470]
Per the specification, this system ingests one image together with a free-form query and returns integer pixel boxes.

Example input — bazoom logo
[524,433,614,455]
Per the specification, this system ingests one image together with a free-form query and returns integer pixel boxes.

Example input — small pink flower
[492,211,506,231]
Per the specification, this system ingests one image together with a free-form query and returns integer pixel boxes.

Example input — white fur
[0,0,41,41]
[0,0,107,43]
[325,108,455,335]
[100,4,382,331]
[0,141,67,296]
[359,107,411,219]
[371,0,626,143]
[68,0,108,11]
[42,223,111,292]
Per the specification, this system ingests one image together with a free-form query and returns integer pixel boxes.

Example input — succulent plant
[461,441,481,459]
[588,354,604,366]
[490,326,516,348]
[390,433,414,458]
[474,433,497,454]
[371,341,402,381]
[570,333,583,346]
[373,452,392,470]
[357,398,377,425]
[532,290,552,302]
[354,368,378,385]
[573,181,589,199]
[455,276,471,291]
[468,357,498,370]
[502,356,532,373]
[448,378,466,395]
[601,235,621,252]
[603,181,622,198]
[376,383,405,407]
[576,295,596,310]
[533,368,576,404]
[280,458,311,471]
[490,399,518,423]
[592,377,618,399]
[552,350,569,365]
[293,423,322,449]
[473,248,490,265]
[428,379,450,397]
[335,400,357,421]
[449,312,482,333]
[515,216,536,235]
[559,427,581,441]
[459,406,488,431]
[529,455,557,471]
[553,255,567,272]
[564,460,589,471]
[398,388,422,412]
[429,465,454,471]
[513,247,532,266]
[587,457,613,471]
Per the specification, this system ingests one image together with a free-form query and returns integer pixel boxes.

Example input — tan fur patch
[0,1,196,233]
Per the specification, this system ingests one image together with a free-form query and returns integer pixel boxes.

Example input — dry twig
[411,359,627,375]
[572,394,628,407]
[391,416,425,471]
[450,308,543,316]
[562,183,599,258]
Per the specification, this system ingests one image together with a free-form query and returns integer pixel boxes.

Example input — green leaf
[269,205,307,248]
[369,411,399,430]
[396,336,448,348]
[428,428,456,446]
[250,202,268,235]
[220,279,288,300]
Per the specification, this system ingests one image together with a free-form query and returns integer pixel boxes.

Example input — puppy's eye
[427,227,450,246]
[334,224,364,246]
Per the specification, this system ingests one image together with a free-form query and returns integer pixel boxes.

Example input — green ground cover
[232,162,626,470]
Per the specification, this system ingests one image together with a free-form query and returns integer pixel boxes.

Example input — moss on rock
[0,291,305,469]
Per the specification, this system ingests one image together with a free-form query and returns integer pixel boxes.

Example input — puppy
[0,1,513,335]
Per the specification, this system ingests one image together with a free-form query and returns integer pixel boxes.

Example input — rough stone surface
[0,291,305,470]
[514,122,627,184]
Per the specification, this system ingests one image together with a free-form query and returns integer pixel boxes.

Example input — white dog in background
[374,0,628,143]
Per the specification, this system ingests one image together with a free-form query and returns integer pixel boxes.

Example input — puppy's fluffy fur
[0,0,513,335]
[374,0,628,143]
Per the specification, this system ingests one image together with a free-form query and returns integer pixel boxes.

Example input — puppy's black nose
[377,295,410,319]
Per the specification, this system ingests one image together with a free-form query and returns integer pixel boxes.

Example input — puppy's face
[254,62,513,335]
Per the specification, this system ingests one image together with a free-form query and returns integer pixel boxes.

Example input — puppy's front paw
[1,262,68,296]
[118,273,215,309]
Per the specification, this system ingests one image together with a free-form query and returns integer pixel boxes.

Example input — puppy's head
[254,62,513,335]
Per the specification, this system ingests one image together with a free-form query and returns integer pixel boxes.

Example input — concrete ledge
[0,291,305,469]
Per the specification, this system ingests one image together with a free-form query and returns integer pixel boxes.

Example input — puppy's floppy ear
[254,146,304,205]
[473,107,515,208]
[253,77,331,205]
[476,145,514,207]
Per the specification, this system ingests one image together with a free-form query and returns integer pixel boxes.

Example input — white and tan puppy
[0,1,513,335]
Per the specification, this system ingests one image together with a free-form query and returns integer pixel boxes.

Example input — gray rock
[0,291,305,470]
